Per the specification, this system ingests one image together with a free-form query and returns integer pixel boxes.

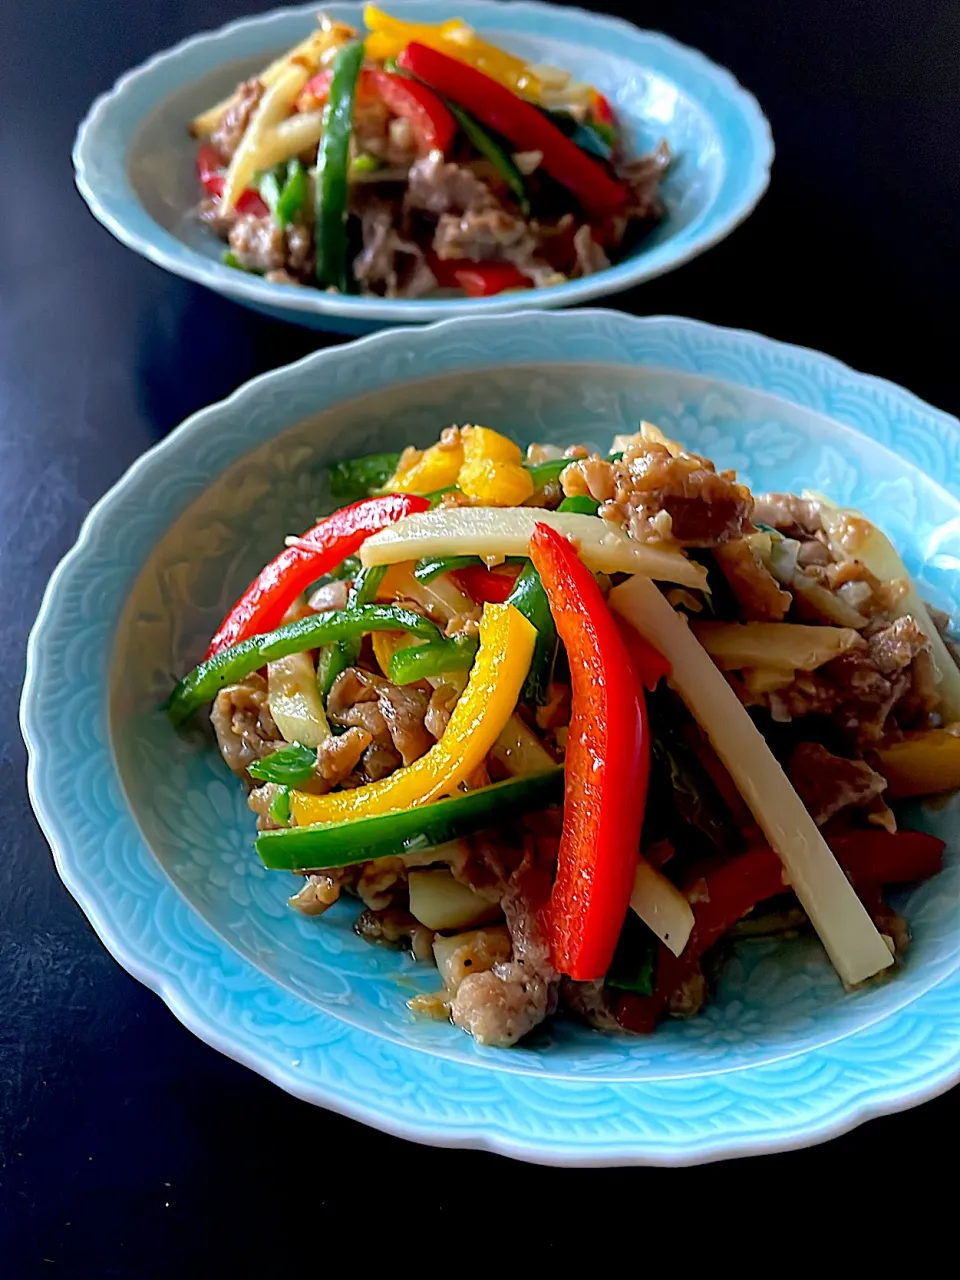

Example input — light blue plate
[72,1,773,334]
[22,311,960,1163]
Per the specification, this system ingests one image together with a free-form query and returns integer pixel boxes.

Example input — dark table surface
[3,0,958,1268]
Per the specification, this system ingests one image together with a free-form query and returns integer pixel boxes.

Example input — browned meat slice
[315,726,371,785]
[760,615,934,744]
[753,493,824,538]
[787,742,888,825]
[198,196,237,238]
[564,440,754,546]
[209,78,263,161]
[210,674,282,775]
[433,207,537,262]
[424,682,461,739]
[355,907,435,962]
[562,978,620,1031]
[405,151,497,215]
[571,224,610,277]
[619,140,670,222]
[353,203,435,297]
[289,872,345,917]
[450,853,558,1047]
[714,539,792,621]
[328,668,432,768]
[307,579,352,612]
[227,216,312,277]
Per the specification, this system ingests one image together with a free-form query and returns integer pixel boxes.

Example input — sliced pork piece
[787,742,888,825]
[210,674,282,775]
[450,853,558,1047]
[714,538,792,621]
[405,150,498,216]
[210,78,263,161]
[328,668,432,767]
[563,440,754,546]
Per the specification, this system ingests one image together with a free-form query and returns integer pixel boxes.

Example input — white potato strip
[361,508,707,590]
[254,111,326,172]
[267,651,330,746]
[610,574,894,987]
[692,621,863,671]
[630,861,694,958]
[190,25,351,137]
[220,64,313,211]
[492,715,556,776]
[377,562,478,626]
[811,493,960,722]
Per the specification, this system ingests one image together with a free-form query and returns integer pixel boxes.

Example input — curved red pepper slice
[530,522,649,980]
[205,494,430,658]
[300,67,455,155]
[428,255,532,297]
[195,144,270,216]
[616,829,945,1033]
[614,615,671,691]
[398,42,628,218]
[453,563,522,603]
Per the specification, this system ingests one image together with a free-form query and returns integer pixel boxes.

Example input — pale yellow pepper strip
[363,5,542,96]
[290,603,536,826]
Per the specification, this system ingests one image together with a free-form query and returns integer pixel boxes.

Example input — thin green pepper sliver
[447,101,530,215]
[167,604,440,726]
[318,563,388,698]
[276,158,308,225]
[329,452,403,501]
[388,633,479,685]
[558,495,600,515]
[249,743,318,786]
[413,555,479,583]
[524,459,568,489]
[506,561,558,707]
[316,39,366,292]
[256,768,564,871]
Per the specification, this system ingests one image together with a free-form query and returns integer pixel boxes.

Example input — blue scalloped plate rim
[72,0,773,332]
[21,311,960,1164]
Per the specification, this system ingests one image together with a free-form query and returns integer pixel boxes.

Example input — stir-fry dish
[189,9,668,297]
[168,423,959,1047]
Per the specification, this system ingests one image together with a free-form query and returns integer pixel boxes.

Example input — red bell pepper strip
[453,563,522,603]
[205,494,429,658]
[616,828,945,1033]
[428,255,532,297]
[196,144,269,216]
[300,67,455,155]
[397,43,628,219]
[615,615,671,691]
[530,522,649,980]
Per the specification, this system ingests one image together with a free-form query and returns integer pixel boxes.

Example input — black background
[2,0,958,1270]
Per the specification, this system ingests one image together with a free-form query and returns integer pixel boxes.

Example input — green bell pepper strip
[388,632,480,685]
[317,563,388,698]
[167,604,440,726]
[413,554,523,583]
[524,459,568,489]
[256,768,563,870]
[276,158,308,225]
[558,495,600,515]
[269,786,292,825]
[261,160,308,227]
[316,40,366,292]
[425,485,462,507]
[413,555,480,583]
[506,561,558,707]
[328,452,403,501]
[446,101,529,215]
[249,743,318,786]
[541,107,613,160]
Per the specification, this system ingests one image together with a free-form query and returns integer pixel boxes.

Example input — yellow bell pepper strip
[289,602,535,825]
[168,604,441,725]
[873,728,960,798]
[363,6,541,97]
[457,425,534,506]
[384,437,464,494]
